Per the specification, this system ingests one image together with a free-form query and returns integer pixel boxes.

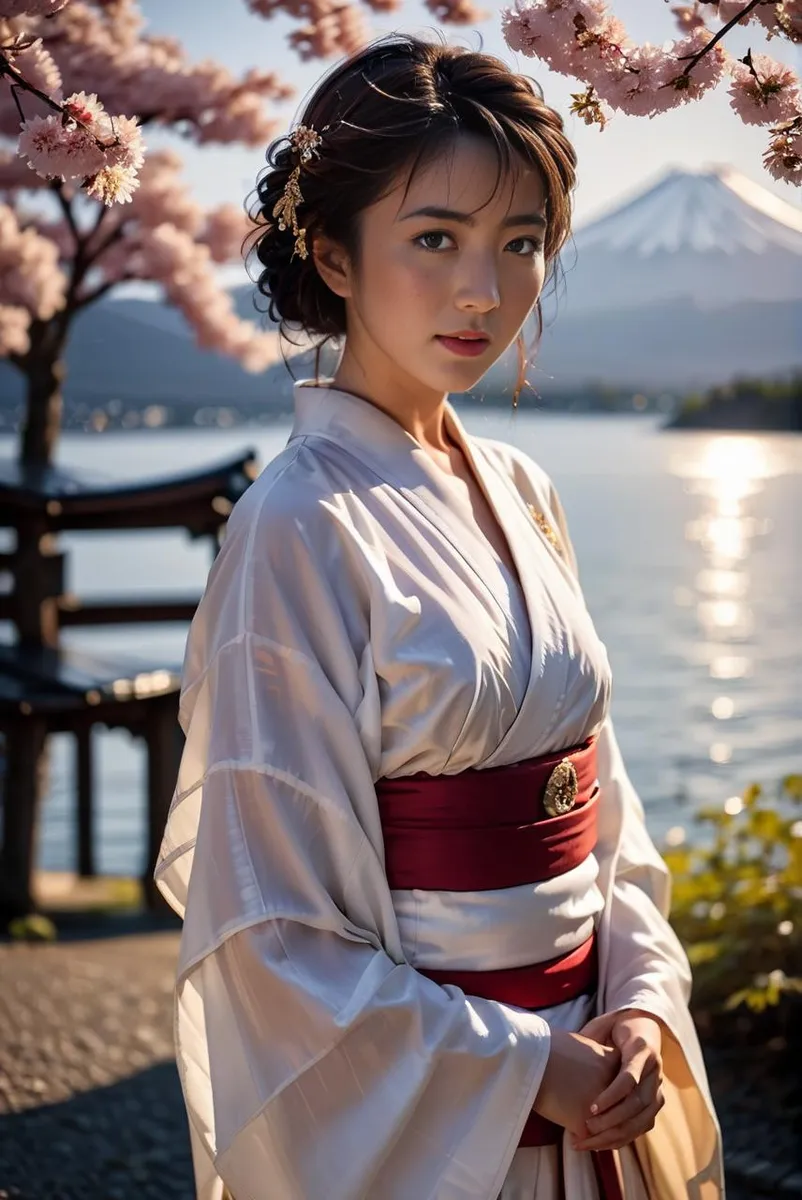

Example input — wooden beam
[57,596,201,626]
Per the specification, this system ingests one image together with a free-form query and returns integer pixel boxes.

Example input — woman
[156,35,723,1200]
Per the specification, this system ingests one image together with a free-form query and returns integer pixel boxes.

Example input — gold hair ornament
[272,124,324,261]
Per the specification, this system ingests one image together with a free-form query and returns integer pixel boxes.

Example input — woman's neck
[331,345,452,457]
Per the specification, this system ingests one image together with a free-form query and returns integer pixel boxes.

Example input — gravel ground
[0,923,798,1199]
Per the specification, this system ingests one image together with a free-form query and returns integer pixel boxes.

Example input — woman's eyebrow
[399,205,547,228]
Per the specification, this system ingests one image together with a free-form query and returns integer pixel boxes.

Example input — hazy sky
[140,0,801,226]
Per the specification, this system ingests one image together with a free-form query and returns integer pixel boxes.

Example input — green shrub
[664,774,802,1016]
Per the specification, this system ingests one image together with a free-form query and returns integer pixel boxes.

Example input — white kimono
[155,382,724,1200]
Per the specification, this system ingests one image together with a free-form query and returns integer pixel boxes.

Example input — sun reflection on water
[670,437,787,746]
[672,438,782,677]
[672,436,780,772]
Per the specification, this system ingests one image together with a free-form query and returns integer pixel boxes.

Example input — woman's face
[323,133,549,402]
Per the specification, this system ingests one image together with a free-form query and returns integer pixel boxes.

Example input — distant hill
[530,296,802,390]
[0,299,296,413]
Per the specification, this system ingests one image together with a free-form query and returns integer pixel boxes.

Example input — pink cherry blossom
[0,0,67,15]
[596,43,681,115]
[425,0,489,22]
[61,90,107,128]
[502,0,798,183]
[502,1,582,72]
[85,162,139,204]
[729,51,802,124]
[775,0,802,38]
[202,203,250,264]
[716,1,757,23]
[668,25,729,101]
[289,3,371,60]
[24,214,77,259]
[0,304,32,356]
[41,4,286,148]
[0,203,67,320]
[16,83,145,195]
[17,114,104,181]
[11,39,63,101]
[671,5,707,33]
[503,1,630,81]
[128,150,203,233]
[139,223,281,371]
[0,147,49,190]
[99,114,146,172]
[763,125,802,181]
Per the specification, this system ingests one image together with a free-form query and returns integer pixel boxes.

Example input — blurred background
[0,1,800,1197]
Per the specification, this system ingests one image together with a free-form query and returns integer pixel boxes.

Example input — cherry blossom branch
[74,272,137,309]
[502,0,802,183]
[51,179,80,247]
[1,41,103,145]
[0,45,63,114]
[677,0,764,75]
[1,37,145,204]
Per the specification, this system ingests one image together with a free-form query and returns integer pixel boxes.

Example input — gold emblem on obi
[543,759,578,817]
[527,505,562,556]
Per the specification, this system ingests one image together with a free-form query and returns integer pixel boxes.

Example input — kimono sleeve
[154,471,553,1200]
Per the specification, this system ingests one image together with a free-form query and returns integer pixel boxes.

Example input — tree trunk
[1,320,69,921]
[19,319,68,468]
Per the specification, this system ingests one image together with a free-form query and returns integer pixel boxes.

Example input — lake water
[6,410,800,875]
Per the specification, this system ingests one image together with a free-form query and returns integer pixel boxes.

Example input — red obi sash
[376,738,624,1200]
[377,736,600,892]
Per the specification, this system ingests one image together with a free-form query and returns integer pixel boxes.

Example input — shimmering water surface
[5,410,799,874]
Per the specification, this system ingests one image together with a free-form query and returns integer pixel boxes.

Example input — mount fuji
[559,163,802,312]
[510,164,802,391]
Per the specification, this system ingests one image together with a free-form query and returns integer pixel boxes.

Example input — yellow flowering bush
[664,774,802,1018]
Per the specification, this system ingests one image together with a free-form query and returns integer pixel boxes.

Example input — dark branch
[89,221,127,263]
[677,0,765,76]
[52,182,82,250]
[0,47,117,151]
[74,273,138,310]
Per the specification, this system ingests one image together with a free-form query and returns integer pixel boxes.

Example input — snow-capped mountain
[552,164,802,313]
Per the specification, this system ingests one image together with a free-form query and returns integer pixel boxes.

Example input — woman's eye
[506,236,543,256]
[414,231,454,252]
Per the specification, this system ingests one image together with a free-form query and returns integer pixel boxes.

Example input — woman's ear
[312,234,352,300]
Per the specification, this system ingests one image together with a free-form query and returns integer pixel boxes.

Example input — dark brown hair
[247,34,577,396]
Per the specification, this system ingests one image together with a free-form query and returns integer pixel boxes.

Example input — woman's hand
[532,1028,621,1136]
[570,1009,665,1152]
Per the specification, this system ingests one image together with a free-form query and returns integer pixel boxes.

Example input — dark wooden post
[0,320,70,918]
[76,726,95,878]
[0,716,48,917]
[14,519,64,650]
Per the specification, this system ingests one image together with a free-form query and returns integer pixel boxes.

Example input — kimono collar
[287,378,583,770]
[289,379,470,475]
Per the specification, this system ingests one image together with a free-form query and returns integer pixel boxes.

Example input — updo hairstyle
[248,35,577,365]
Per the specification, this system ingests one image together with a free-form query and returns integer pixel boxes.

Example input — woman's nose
[453,254,501,313]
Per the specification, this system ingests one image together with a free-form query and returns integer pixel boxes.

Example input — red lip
[436,332,491,358]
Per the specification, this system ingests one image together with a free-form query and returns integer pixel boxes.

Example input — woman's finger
[573,1090,666,1152]
[582,1071,660,1136]
[589,1045,658,1115]
[579,1013,618,1045]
